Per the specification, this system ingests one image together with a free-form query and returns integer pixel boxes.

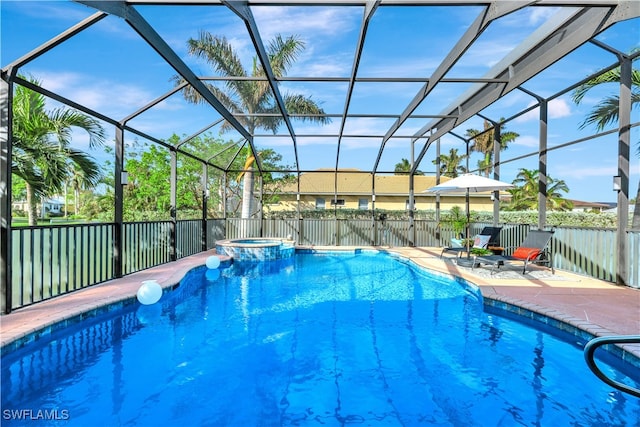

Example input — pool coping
[1,246,639,364]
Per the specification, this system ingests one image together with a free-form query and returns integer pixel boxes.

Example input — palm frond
[579,92,640,130]
[66,149,102,187]
[268,35,305,77]
[188,32,246,78]
[48,108,106,147]
[572,68,640,104]
[283,94,330,124]
[178,32,330,138]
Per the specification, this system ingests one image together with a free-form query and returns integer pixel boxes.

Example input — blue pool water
[1,251,639,426]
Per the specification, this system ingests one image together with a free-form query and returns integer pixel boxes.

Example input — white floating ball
[136,280,163,305]
[206,255,221,269]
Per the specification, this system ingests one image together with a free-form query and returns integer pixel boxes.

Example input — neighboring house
[42,197,66,215]
[11,200,28,213]
[268,169,496,213]
[12,197,66,216]
[569,200,613,213]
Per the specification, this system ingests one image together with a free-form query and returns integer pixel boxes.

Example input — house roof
[568,199,612,209]
[279,170,472,196]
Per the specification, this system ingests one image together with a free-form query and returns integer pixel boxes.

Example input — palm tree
[12,77,105,225]
[432,148,467,177]
[572,63,640,227]
[175,32,330,219]
[506,168,573,211]
[394,158,424,175]
[465,119,519,177]
[68,163,99,217]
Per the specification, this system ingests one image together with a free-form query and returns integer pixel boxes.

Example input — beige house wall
[268,171,498,212]
[269,194,495,212]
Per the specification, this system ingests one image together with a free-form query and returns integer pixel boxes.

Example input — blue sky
[2,1,639,203]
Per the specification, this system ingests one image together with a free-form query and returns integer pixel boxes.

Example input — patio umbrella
[425,173,514,194]
[424,174,514,257]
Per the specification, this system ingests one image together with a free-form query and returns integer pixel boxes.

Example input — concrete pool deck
[1,246,639,359]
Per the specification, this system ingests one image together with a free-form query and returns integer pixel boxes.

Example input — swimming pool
[2,251,638,426]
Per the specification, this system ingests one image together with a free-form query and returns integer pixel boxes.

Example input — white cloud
[553,165,617,179]
[516,98,572,123]
[35,70,183,119]
[512,135,539,148]
[528,7,562,25]
[557,162,640,179]
[298,57,349,77]
[459,40,514,69]
[252,7,357,40]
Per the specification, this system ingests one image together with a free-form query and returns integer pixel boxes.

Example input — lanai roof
[2,1,638,182]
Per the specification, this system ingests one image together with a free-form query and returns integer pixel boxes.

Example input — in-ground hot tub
[215,237,295,261]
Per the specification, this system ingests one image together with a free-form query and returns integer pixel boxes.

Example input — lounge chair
[440,226,502,258]
[472,229,555,274]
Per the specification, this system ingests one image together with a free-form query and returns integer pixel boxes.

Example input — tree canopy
[11,77,105,225]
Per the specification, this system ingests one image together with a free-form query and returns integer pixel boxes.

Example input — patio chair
[440,226,502,258]
[472,229,555,274]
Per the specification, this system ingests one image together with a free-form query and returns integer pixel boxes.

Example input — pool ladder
[584,335,640,398]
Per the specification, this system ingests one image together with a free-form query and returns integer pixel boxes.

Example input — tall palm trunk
[240,167,254,238]
[26,183,39,226]
[74,186,80,217]
[218,180,224,213]
[241,167,254,219]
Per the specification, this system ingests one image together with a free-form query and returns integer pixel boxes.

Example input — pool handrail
[583,335,640,398]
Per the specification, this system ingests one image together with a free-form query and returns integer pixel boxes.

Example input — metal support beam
[1,72,13,313]
[435,137,441,241]
[75,1,255,146]
[11,75,222,172]
[589,39,633,286]
[121,82,187,124]
[296,172,301,221]
[222,172,228,219]
[335,1,379,172]
[372,174,376,245]
[538,100,548,230]
[410,5,634,175]
[202,163,208,251]
[616,55,632,286]
[1,12,107,73]
[374,1,532,172]
[408,172,415,247]
[475,113,506,227]
[13,75,118,126]
[492,121,502,227]
[519,82,551,231]
[408,138,415,246]
[114,125,125,278]
[223,0,290,173]
[170,149,178,262]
